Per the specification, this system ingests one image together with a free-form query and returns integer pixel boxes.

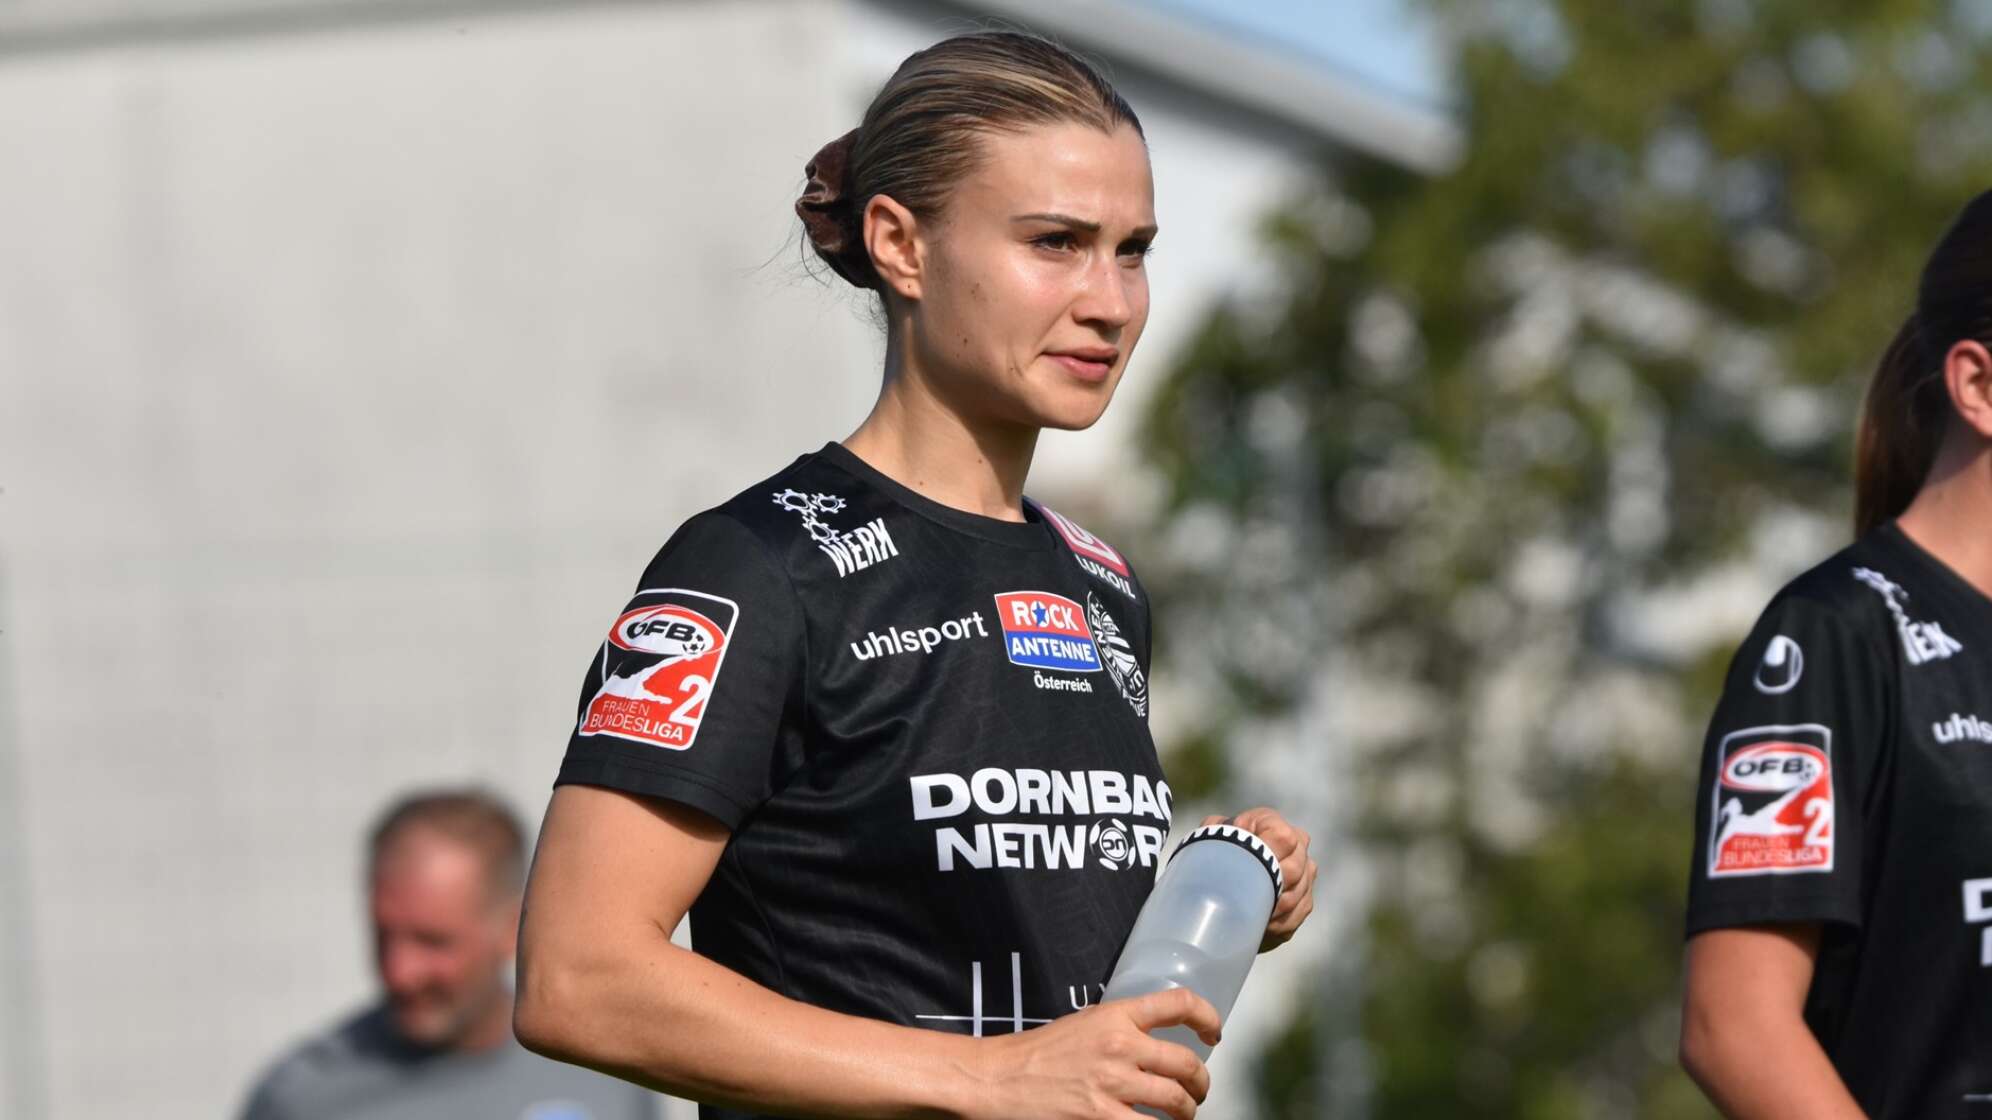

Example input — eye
[1118,239,1155,262]
[1031,232,1079,252]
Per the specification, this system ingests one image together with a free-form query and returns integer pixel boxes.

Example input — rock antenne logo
[993,591,1101,673]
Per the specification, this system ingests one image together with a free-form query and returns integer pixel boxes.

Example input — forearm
[1681,1007,1865,1120]
[517,932,986,1119]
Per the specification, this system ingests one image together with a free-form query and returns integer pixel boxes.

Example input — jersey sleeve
[1685,591,1890,936]
[555,512,803,830]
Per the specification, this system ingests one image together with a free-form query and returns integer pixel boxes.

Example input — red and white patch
[1037,504,1129,577]
[1709,724,1834,878]
[579,589,738,751]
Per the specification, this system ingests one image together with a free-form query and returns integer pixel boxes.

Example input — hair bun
[796,128,876,289]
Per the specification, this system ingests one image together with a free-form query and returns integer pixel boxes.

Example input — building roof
[0,0,1459,172]
[948,0,1458,172]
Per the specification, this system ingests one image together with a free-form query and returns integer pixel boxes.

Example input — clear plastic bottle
[1103,823,1284,1074]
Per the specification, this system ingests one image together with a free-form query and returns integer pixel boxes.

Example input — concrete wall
[0,1,1323,1115]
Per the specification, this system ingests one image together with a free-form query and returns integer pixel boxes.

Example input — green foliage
[1136,1,1992,1115]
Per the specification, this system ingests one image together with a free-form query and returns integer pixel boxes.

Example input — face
[369,830,516,1050]
[891,120,1157,432]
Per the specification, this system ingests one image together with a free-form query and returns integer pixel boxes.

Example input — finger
[1272,861,1318,926]
[1118,1071,1200,1120]
[1227,807,1274,836]
[1124,987,1222,1046]
[1137,1037,1211,1102]
[1233,809,1301,858]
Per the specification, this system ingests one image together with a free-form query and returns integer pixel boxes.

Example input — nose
[1072,252,1135,333]
[379,937,426,994]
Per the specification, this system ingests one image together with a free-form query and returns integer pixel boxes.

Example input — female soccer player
[1680,192,1992,1118]
[513,32,1318,1120]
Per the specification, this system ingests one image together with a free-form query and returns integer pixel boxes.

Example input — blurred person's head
[366,789,525,1052]
[1857,190,1992,534]
[795,30,1155,434]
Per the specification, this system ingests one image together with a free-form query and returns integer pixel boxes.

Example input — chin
[1020,384,1117,432]
[390,1004,461,1048]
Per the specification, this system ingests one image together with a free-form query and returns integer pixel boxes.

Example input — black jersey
[554,444,1170,1120]
[1686,522,1992,1118]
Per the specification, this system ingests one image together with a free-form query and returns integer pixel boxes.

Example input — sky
[1140,0,1449,109]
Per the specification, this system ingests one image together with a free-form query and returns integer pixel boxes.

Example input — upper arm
[520,785,729,960]
[514,785,731,1061]
[1683,923,1822,1020]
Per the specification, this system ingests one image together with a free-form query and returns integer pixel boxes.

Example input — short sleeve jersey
[1686,522,1992,1118]
[555,444,1171,1120]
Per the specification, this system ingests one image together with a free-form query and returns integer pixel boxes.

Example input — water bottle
[1103,823,1284,1073]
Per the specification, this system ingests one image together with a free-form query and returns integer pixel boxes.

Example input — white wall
[0,1,1324,1115]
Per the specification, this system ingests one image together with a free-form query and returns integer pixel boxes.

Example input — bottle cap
[1171,823,1284,895]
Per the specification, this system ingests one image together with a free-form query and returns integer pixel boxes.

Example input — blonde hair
[796,31,1143,290]
[368,787,525,899]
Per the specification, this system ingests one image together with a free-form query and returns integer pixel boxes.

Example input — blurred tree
[1135,1,1992,1116]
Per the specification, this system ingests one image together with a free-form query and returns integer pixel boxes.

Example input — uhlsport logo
[774,489,899,578]
[850,612,988,661]
[994,591,1101,674]
[1086,591,1147,718]
[1752,635,1803,695]
[1708,724,1834,878]
[1936,712,1992,745]
[1853,566,1963,665]
[579,589,737,751]
[1035,502,1138,600]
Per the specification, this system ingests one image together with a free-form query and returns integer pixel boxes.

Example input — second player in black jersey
[1681,192,1992,1118]
[514,31,1318,1120]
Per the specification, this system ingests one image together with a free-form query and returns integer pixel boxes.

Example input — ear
[1943,339,1992,440]
[862,193,925,303]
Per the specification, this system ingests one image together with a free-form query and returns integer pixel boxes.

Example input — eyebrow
[1012,212,1159,239]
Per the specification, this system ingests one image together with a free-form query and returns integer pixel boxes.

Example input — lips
[1048,348,1118,383]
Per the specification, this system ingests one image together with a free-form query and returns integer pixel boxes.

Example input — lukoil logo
[850,612,988,661]
[909,767,1173,872]
[993,591,1101,674]
[1035,502,1138,600]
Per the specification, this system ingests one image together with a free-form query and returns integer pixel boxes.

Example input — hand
[969,987,1220,1120]
[1201,808,1317,952]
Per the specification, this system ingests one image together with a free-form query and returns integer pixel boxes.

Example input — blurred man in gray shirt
[240,789,657,1120]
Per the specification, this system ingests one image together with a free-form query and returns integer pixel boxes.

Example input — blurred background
[2,0,1987,1117]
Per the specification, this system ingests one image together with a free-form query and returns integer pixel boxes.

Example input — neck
[430,988,514,1056]
[1896,439,1992,600]
[844,335,1038,520]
